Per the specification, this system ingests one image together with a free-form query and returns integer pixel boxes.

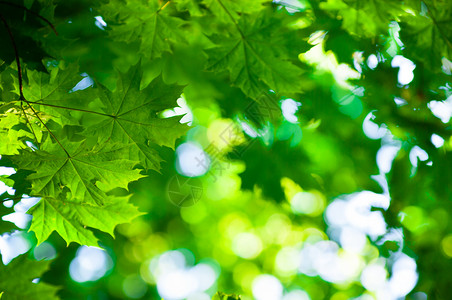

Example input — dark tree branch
[0,1,58,35]
[0,13,25,99]
[0,13,69,157]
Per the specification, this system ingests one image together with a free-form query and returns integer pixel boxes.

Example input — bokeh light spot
[69,246,113,283]
[252,274,283,300]
[33,242,56,261]
[232,232,263,259]
[441,235,452,257]
[290,191,325,216]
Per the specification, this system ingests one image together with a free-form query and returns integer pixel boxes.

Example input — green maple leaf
[0,66,19,104]
[173,0,204,16]
[101,0,186,60]
[202,0,269,23]
[0,113,32,155]
[0,103,45,156]
[24,62,81,102]
[83,64,188,170]
[29,196,143,246]
[400,1,452,68]
[0,254,59,300]
[0,67,43,155]
[22,62,96,124]
[14,138,144,206]
[174,0,269,20]
[320,0,406,37]
[19,62,187,171]
[206,9,305,99]
[1,62,185,246]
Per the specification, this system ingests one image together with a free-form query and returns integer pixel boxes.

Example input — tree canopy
[0,0,451,299]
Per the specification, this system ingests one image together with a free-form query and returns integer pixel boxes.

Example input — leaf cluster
[0,0,451,298]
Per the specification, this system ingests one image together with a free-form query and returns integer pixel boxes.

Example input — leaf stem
[19,101,39,142]
[24,100,71,157]
[0,13,69,157]
[1,195,32,202]
[26,100,115,118]
[0,13,25,100]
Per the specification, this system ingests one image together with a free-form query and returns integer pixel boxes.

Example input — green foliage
[29,195,142,246]
[0,254,59,299]
[0,0,451,299]
[206,8,307,98]
[320,0,405,37]
[101,0,186,60]
[83,66,187,167]
[15,140,143,206]
[400,0,452,68]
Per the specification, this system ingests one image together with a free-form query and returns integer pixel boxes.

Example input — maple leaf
[0,66,19,104]
[0,113,32,155]
[101,0,186,60]
[0,254,59,300]
[206,9,306,99]
[28,196,143,246]
[22,63,96,124]
[400,1,452,68]
[24,63,82,102]
[202,0,270,23]
[16,62,187,171]
[319,0,406,37]
[0,103,46,155]
[174,0,269,20]
[173,0,204,16]
[14,138,144,206]
[83,64,188,170]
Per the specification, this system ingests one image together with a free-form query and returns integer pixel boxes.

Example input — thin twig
[0,13,24,99]
[0,1,58,35]
[19,101,39,142]
[0,13,69,157]
[23,100,70,157]
[1,195,33,202]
